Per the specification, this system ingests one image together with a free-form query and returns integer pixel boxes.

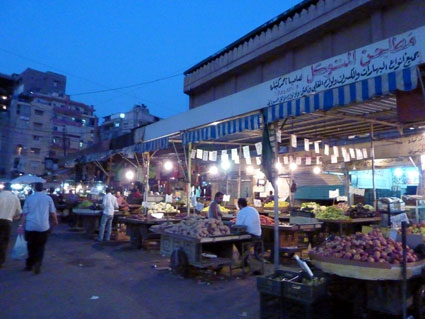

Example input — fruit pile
[347,204,376,218]
[202,204,230,213]
[300,202,325,214]
[165,217,231,239]
[316,206,349,220]
[264,201,289,208]
[312,229,418,264]
[403,222,425,238]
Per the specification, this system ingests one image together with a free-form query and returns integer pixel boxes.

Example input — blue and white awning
[182,113,261,145]
[264,67,418,123]
[134,136,169,153]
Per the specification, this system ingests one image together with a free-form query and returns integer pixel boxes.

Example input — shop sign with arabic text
[266,25,424,106]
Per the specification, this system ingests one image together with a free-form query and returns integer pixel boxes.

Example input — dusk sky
[1,1,302,120]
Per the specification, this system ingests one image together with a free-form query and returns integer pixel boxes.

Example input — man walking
[20,183,58,274]
[98,187,118,242]
[0,183,22,268]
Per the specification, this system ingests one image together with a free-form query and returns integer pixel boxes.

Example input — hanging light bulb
[246,165,254,174]
[209,165,218,175]
[255,170,265,179]
[275,161,282,170]
[289,162,297,171]
[220,160,231,170]
[125,170,135,180]
[164,161,173,171]
[313,166,321,175]
[394,168,403,178]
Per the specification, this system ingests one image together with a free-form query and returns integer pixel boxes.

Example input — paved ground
[0,222,261,319]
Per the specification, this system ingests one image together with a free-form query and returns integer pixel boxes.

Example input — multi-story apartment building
[0,68,98,178]
[99,104,159,140]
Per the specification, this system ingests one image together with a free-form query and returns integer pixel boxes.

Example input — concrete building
[99,104,159,140]
[0,69,98,178]
[184,0,425,110]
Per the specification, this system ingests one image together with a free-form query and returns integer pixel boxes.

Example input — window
[52,138,57,144]
[33,135,41,141]
[79,141,84,148]
[34,109,44,116]
[17,104,31,118]
[53,126,58,131]
[30,148,40,154]
[33,122,42,128]
[114,122,120,127]
[30,161,39,168]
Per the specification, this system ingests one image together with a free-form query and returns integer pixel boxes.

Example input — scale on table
[378,197,406,227]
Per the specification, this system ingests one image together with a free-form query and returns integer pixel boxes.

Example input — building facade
[184,0,425,110]
[0,68,98,178]
[99,104,159,140]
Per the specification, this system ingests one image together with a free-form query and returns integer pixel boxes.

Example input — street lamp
[313,166,321,175]
[220,160,231,171]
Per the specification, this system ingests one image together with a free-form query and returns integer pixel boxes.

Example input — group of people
[208,191,262,237]
[0,182,57,274]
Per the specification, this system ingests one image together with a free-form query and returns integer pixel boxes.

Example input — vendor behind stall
[115,190,128,208]
[208,192,224,219]
[264,191,274,204]
[235,198,261,237]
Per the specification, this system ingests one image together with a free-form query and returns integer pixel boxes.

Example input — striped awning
[264,67,418,123]
[182,113,262,144]
[134,136,169,153]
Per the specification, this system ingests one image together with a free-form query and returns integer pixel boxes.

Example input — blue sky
[1,1,302,119]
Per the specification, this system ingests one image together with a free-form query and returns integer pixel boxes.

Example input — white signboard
[231,148,238,160]
[304,139,310,151]
[324,144,329,156]
[243,145,250,159]
[196,149,203,159]
[306,157,311,165]
[245,157,251,165]
[329,189,340,199]
[314,141,320,154]
[291,135,297,148]
[190,149,196,159]
[253,199,262,207]
[255,142,262,155]
[333,146,339,157]
[266,27,423,107]
[210,151,217,161]
[202,151,209,161]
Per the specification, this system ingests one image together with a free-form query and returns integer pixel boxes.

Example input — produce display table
[118,217,182,249]
[318,217,381,236]
[261,224,322,257]
[154,230,252,277]
[309,252,425,316]
[72,209,122,235]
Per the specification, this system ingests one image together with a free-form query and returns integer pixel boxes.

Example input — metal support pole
[344,166,351,205]
[401,221,407,319]
[273,130,280,271]
[187,143,192,216]
[143,153,150,215]
[106,156,113,185]
[237,146,242,199]
[371,124,377,209]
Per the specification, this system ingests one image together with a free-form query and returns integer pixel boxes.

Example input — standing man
[0,183,22,268]
[208,192,224,219]
[20,182,58,274]
[98,187,118,242]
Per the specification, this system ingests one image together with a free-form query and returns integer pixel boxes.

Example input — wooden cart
[309,252,425,317]
[155,230,252,277]
[118,217,182,249]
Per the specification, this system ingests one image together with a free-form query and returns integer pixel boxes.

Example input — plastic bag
[12,234,28,260]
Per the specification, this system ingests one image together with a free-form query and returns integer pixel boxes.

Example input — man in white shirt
[236,198,261,237]
[0,183,22,268]
[20,182,58,274]
[98,188,119,241]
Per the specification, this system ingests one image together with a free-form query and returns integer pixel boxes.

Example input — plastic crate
[284,278,327,305]
[257,270,300,297]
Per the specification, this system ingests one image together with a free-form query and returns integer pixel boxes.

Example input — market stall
[72,208,123,235]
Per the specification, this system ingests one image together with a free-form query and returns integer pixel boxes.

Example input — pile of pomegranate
[312,229,418,264]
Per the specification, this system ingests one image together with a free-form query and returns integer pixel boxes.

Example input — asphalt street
[0,222,260,319]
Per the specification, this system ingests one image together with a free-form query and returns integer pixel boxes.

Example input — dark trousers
[0,219,12,265]
[24,230,49,267]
